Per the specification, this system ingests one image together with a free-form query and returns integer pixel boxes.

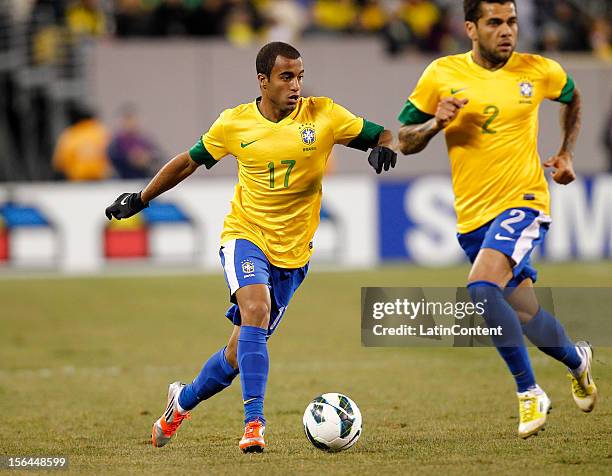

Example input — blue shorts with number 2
[457,207,551,287]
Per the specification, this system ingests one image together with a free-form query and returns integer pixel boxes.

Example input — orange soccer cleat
[152,382,191,448]
[239,420,266,453]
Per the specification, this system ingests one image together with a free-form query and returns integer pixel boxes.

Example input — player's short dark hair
[256,42,301,78]
[464,0,516,22]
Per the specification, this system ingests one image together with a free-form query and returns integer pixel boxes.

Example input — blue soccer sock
[237,325,269,425]
[468,281,536,392]
[178,346,239,411]
[521,307,582,370]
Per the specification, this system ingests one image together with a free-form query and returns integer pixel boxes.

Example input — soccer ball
[303,393,362,451]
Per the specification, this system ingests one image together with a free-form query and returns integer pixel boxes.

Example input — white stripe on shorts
[221,239,240,295]
[270,306,286,331]
[511,212,552,265]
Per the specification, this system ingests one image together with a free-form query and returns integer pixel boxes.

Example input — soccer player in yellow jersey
[105,42,396,452]
[397,0,597,439]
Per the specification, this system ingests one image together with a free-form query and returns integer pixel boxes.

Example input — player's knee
[240,300,270,328]
[468,250,513,287]
[467,268,507,288]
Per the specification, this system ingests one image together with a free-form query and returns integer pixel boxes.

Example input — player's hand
[434,97,469,129]
[105,192,148,220]
[543,152,576,185]
[368,146,397,174]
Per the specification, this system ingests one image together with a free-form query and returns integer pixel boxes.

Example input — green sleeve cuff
[189,139,218,169]
[346,120,385,151]
[555,75,575,104]
[398,100,434,125]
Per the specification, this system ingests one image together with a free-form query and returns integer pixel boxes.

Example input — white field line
[0,365,185,379]
[0,360,391,379]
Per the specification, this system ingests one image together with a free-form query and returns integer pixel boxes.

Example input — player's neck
[471,48,509,72]
[257,97,291,123]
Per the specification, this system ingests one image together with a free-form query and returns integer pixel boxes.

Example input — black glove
[105,192,148,220]
[368,145,397,174]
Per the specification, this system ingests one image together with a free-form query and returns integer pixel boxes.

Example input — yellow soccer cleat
[152,382,191,448]
[517,385,551,439]
[239,420,266,453]
[568,341,598,413]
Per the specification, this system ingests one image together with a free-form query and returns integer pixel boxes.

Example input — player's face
[260,56,304,115]
[467,2,518,65]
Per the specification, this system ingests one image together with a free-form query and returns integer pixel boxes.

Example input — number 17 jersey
[190,97,371,268]
[399,51,575,233]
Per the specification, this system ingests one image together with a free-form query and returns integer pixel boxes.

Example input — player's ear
[257,73,268,90]
[465,21,478,41]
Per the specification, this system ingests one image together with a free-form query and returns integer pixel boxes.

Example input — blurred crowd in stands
[51,102,163,181]
[1,0,611,182]
[4,0,612,58]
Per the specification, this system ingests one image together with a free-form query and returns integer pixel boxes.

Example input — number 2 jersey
[190,96,383,268]
[398,51,575,233]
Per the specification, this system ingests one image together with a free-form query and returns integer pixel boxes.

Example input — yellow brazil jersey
[189,96,383,268]
[398,51,575,234]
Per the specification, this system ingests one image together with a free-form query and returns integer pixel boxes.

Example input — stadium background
[0,1,611,474]
[0,0,610,271]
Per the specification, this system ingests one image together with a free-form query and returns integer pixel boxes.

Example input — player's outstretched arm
[140,151,199,203]
[105,151,199,220]
[543,87,582,185]
[398,97,468,155]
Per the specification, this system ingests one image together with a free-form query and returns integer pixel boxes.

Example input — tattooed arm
[398,97,468,155]
[543,87,582,185]
[398,119,443,155]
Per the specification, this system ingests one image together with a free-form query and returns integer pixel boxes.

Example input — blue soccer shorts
[219,238,309,336]
[457,207,551,287]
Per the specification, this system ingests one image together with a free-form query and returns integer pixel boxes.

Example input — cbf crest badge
[519,80,534,98]
[241,260,255,276]
[299,123,316,145]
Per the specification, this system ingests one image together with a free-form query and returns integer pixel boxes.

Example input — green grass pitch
[1,263,611,475]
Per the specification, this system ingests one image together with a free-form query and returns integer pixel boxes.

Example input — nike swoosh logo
[495,233,515,241]
[451,88,468,94]
[120,196,129,205]
[243,398,257,405]
[240,140,259,148]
